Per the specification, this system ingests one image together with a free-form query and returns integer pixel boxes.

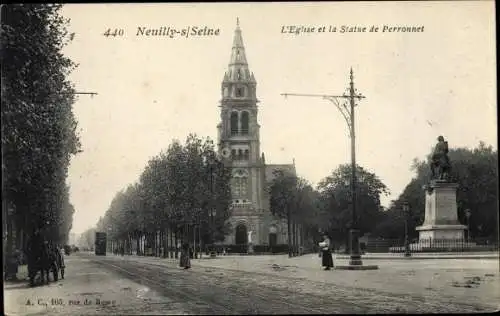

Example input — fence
[363,237,498,253]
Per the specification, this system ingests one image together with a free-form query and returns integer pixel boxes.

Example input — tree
[317,164,389,248]
[1,4,80,249]
[98,134,233,257]
[269,170,320,256]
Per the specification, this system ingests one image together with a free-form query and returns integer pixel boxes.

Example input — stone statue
[247,231,253,244]
[430,135,451,181]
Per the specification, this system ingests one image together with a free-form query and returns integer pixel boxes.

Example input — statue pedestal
[247,243,254,254]
[416,181,466,246]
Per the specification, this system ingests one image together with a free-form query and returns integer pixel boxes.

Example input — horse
[27,241,59,286]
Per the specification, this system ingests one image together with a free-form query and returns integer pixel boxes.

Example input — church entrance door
[235,224,247,245]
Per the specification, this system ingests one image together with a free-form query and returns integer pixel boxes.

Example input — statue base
[417,181,466,242]
[247,243,254,254]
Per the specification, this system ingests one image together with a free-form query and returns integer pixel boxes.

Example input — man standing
[431,135,450,180]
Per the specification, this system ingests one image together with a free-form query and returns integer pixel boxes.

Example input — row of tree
[86,136,496,256]
[2,4,80,253]
[85,135,233,257]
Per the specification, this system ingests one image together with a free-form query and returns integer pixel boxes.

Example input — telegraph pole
[282,68,373,268]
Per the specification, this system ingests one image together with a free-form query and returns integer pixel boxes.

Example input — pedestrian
[318,233,334,270]
[179,242,191,269]
[55,244,65,279]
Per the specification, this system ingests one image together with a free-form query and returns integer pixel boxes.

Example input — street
[4,253,499,315]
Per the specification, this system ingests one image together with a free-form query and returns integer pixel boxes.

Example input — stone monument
[415,136,467,248]
[247,231,254,254]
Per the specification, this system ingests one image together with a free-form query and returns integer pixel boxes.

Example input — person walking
[319,233,334,270]
[179,242,191,269]
[55,244,65,279]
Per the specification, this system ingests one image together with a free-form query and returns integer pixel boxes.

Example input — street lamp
[206,155,218,257]
[465,209,471,243]
[281,68,367,268]
[209,209,217,257]
[402,201,411,257]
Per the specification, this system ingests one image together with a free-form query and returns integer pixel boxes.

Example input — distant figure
[318,233,334,270]
[179,242,191,269]
[54,245,65,279]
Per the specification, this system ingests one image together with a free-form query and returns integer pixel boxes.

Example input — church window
[237,69,241,80]
[240,177,248,197]
[232,178,241,196]
[236,50,240,60]
[236,86,245,97]
[231,149,237,159]
[241,111,249,135]
[232,176,248,199]
[230,112,238,135]
[238,149,243,159]
[244,149,249,160]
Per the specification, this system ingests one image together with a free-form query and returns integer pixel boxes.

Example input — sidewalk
[4,257,191,316]
[334,251,499,260]
[113,253,500,311]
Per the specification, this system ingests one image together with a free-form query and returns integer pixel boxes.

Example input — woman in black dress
[319,233,334,270]
[179,242,191,269]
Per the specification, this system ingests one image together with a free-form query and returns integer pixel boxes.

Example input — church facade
[216,21,296,247]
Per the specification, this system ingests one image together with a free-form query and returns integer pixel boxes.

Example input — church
[216,20,297,248]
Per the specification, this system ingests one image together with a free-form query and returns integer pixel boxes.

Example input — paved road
[5,253,497,315]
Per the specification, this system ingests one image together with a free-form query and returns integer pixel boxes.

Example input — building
[217,20,296,247]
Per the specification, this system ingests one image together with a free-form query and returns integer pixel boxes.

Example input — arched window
[232,169,249,199]
[238,149,243,159]
[240,177,248,197]
[232,178,241,196]
[237,68,241,80]
[232,177,248,198]
[244,149,249,160]
[231,149,237,159]
[241,111,249,135]
[230,112,238,135]
[236,86,244,97]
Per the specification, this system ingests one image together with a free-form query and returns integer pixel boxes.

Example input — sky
[60,2,496,236]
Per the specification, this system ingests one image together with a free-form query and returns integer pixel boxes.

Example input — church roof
[265,164,297,183]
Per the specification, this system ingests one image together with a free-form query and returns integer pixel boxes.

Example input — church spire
[221,19,257,102]
[223,18,255,84]
[229,18,248,67]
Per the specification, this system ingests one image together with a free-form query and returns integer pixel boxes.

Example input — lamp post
[402,201,411,257]
[465,209,471,243]
[209,209,217,257]
[282,68,367,267]
[207,156,217,257]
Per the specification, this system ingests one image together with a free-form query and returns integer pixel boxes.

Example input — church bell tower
[217,19,264,218]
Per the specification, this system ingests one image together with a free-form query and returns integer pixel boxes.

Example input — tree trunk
[287,206,292,258]
[163,229,167,258]
[293,221,298,256]
[174,230,179,259]
[169,228,173,258]
[136,233,140,255]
